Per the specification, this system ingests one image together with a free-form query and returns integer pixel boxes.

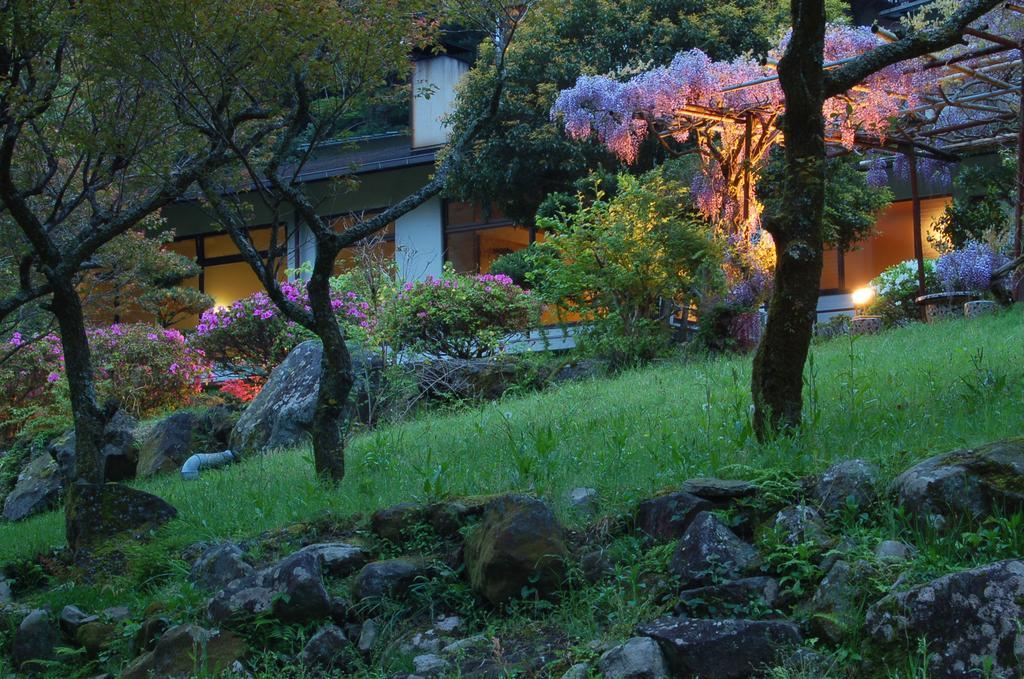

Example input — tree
[551,0,1005,437]
[164,2,535,482]
[444,0,787,225]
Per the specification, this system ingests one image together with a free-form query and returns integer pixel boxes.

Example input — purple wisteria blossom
[935,241,1008,292]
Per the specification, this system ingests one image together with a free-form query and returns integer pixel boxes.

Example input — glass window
[447,224,531,274]
[202,262,265,309]
[446,201,507,228]
[329,213,396,275]
[820,248,840,290]
[203,228,275,258]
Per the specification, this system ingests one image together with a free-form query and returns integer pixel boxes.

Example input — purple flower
[935,241,1007,292]
[46,372,60,383]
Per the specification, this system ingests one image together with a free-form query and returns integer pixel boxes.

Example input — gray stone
[58,604,98,639]
[891,439,1024,529]
[352,559,424,600]
[102,605,132,622]
[64,482,177,550]
[636,491,713,541]
[434,615,462,633]
[875,540,913,564]
[566,487,599,517]
[12,609,55,671]
[807,560,871,644]
[669,512,759,587]
[402,629,443,654]
[131,616,170,655]
[412,653,450,677]
[679,478,759,504]
[298,542,369,577]
[463,495,568,606]
[441,634,488,655]
[3,453,62,521]
[561,662,591,679]
[49,411,139,484]
[357,619,379,653]
[137,411,201,477]
[0,578,11,604]
[813,459,880,514]
[120,623,247,679]
[866,559,1024,678]
[677,576,779,617]
[371,502,428,542]
[299,624,352,670]
[189,542,255,591]
[769,505,831,548]
[639,616,802,679]
[207,549,330,624]
[597,636,668,679]
[230,340,377,455]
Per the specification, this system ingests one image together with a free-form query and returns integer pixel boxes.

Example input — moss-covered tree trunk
[751,0,826,439]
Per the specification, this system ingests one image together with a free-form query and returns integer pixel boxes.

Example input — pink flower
[10,332,23,347]
[46,372,60,383]
[168,363,179,374]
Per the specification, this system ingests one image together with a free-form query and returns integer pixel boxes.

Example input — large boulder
[677,577,779,617]
[638,617,801,679]
[891,439,1024,529]
[679,478,759,505]
[463,495,569,606]
[120,623,247,679]
[230,340,378,455]
[207,550,331,624]
[352,559,425,601]
[635,491,713,541]
[813,459,880,514]
[65,482,177,550]
[137,411,201,478]
[3,453,62,521]
[189,542,255,591]
[299,624,352,671]
[806,560,872,644]
[597,636,668,679]
[669,512,759,587]
[768,505,831,549]
[866,560,1024,678]
[50,411,139,483]
[298,543,369,577]
[12,609,55,671]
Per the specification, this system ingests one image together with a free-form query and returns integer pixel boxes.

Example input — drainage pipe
[181,450,235,480]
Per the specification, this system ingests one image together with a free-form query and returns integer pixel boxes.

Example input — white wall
[396,197,443,280]
[412,56,469,149]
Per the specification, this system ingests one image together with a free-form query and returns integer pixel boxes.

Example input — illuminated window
[444,201,534,274]
[328,212,396,275]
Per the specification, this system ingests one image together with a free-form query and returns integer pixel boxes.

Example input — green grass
[2,308,1023,567]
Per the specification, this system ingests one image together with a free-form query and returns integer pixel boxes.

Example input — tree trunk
[306,246,353,483]
[751,0,827,439]
[50,279,106,484]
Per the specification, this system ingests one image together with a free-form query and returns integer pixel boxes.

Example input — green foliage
[385,266,538,359]
[865,259,940,327]
[930,152,1016,252]
[489,246,540,289]
[532,164,718,367]
[444,0,787,224]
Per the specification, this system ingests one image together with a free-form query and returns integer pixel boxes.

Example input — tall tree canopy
[444,0,788,225]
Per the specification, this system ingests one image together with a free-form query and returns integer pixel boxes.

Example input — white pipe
[181,450,235,480]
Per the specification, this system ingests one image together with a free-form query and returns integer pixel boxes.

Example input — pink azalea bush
[385,268,538,359]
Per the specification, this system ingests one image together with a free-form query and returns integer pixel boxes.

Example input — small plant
[864,258,939,326]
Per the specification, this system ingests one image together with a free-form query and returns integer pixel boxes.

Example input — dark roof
[287,133,437,183]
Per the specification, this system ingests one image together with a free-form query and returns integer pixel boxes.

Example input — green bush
[865,259,939,326]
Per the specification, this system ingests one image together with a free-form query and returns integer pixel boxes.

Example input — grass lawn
[2,308,1022,567]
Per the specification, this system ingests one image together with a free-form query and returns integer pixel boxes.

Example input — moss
[937,439,1024,495]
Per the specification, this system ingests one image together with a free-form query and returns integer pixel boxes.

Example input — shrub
[386,267,537,359]
[865,259,939,326]
[532,165,718,367]
[193,281,371,384]
[935,241,1008,293]
[490,246,541,289]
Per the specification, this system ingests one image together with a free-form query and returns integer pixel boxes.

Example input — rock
[131,616,170,655]
[669,512,759,587]
[357,619,379,653]
[64,482,177,550]
[76,621,116,656]
[597,636,668,679]
[189,542,255,591]
[463,495,569,606]
[874,540,913,564]
[3,453,62,521]
[807,560,871,644]
[428,497,489,537]
[199,404,238,448]
[59,604,98,639]
[813,459,880,514]
[768,505,831,549]
[580,548,614,584]
[636,491,713,541]
[371,502,429,542]
[50,411,139,484]
[299,624,352,670]
[102,605,132,622]
[12,609,55,671]
[137,411,201,478]
[352,559,424,600]
[892,439,1024,529]
[680,478,759,504]
[866,559,1024,678]
[299,542,369,577]
[412,653,450,676]
[639,617,802,679]
[566,487,599,518]
[402,629,443,654]
[413,356,523,401]
[230,340,378,455]
[0,578,11,604]
[207,549,330,624]
[434,615,462,633]
[441,634,488,655]
[677,576,779,617]
[120,623,247,679]
[561,662,591,679]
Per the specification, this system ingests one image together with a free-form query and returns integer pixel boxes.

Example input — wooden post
[743,113,752,225]
[1014,43,1024,298]
[907,146,928,308]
